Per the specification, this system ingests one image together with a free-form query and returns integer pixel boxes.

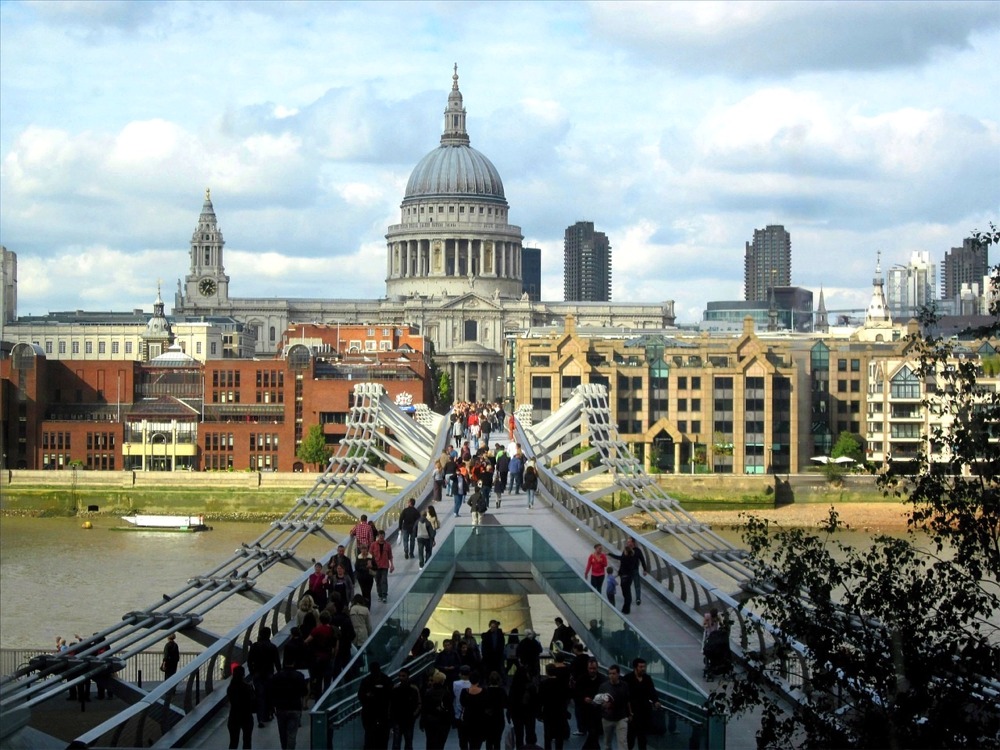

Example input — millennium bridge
[2,383,817,749]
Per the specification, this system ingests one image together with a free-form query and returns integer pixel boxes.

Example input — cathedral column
[476,361,482,400]
[674,442,681,475]
[463,362,470,402]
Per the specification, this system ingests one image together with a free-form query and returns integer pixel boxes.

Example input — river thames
[0,516,348,650]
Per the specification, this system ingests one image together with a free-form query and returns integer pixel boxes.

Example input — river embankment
[0,469,382,522]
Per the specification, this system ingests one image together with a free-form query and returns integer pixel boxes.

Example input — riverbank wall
[0,468,887,519]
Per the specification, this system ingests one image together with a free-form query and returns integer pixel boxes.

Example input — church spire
[815,285,829,333]
[865,251,892,326]
[441,63,470,146]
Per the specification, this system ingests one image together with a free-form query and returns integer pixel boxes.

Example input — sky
[1,1,998,325]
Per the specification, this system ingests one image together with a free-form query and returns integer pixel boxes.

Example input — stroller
[702,626,732,680]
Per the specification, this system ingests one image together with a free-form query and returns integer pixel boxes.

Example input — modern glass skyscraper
[744,225,791,302]
[563,221,611,301]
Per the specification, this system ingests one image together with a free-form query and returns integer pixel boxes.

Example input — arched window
[269,326,276,342]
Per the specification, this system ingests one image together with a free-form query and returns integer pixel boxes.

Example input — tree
[710,227,1000,748]
[436,370,452,411]
[830,430,865,463]
[296,424,331,471]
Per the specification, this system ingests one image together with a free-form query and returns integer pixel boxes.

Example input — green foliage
[830,431,865,463]
[713,431,734,456]
[711,227,1000,748]
[295,425,331,470]
[436,370,452,411]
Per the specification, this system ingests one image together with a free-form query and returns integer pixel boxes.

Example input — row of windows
[204,432,235,451]
[86,432,116,450]
[837,358,862,372]
[42,453,71,467]
[212,370,241,387]
[249,433,279,450]
[41,341,133,355]
[408,205,507,218]
[205,455,234,470]
[42,432,71,449]
[86,454,116,471]
[837,379,863,393]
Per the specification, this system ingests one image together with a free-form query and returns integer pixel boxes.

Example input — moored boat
[117,514,210,532]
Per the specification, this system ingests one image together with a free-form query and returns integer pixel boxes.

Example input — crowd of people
[217,610,670,749]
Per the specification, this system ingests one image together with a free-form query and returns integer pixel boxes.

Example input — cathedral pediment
[435,292,504,312]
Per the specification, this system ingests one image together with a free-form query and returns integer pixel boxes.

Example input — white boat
[118,514,210,532]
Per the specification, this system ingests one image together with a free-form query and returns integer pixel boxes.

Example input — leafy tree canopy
[712,225,1000,748]
[295,424,330,470]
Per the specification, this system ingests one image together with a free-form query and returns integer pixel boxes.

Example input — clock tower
[182,188,229,308]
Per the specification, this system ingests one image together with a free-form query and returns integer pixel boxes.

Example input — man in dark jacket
[539,662,570,750]
[623,658,659,750]
[248,626,281,727]
[398,497,421,561]
[358,661,394,749]
[480,619,506,678]
[269,657,308,749]
[389,667,422,750]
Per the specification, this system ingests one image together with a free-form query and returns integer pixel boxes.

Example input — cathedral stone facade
[174,68,675,403]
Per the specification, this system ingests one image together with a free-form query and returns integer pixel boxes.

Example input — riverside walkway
[2,384,781,749]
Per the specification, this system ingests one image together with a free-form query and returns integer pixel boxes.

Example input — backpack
[476,494,488,513]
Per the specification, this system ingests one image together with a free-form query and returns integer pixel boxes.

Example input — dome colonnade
[385,64,523,301]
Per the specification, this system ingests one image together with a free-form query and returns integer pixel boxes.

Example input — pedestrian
[452,665,473,749]
[480,620,505,679]
[458,670,488,750]
[269,657,308,749]
[307,562,328,610]
[515,630,542,678]
[355,548,375,606]
[522,459,539,509]
[226,664,256,749]
[371,530,395,604]
[483,670,508,750]
[389,666,422,750]
[507,660,538,748]
[576,658,603,749]
[421,670,453,750]
[351,514,376,550]
[538,662,570,750]
[358,661,394,749]
[416,509,436,568]
[623,658,660,750]
[608,547,639,614]
[247,626,281,728]
[623,538,648,606]
[399,497,420,561]
[161,633,180,680]
[452,468,468,517]
[469,482,487,527]
[584,544,608,593]
[507,451,523,494]
[350,594,373,649]
[432,458,445,503]
[597,664,631,750]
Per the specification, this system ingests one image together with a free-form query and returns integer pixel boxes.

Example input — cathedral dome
[404,144,505,202]
[402,65,506,205]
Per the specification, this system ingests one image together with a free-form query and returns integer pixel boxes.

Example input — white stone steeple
[441,63,470,146]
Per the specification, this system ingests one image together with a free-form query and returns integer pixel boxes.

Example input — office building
[563,221,612,302]
[521,246,541,301]
[886,251,936,320]
[744,225,791,302]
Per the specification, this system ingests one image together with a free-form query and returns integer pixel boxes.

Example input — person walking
[598,664,631,750]
[269,657,308,749]
[161,632,180,680]
[623,658,660,750]
[452,468,468,518]
[247,626,281,728]
[609,546,640,614]
[358,661,394,750]
[389,666,422,750]
[226,664,256,749]
[584,544,609,593]
[370,530,395,604]
[522,459,539,509]
[399,497,420,561]
[421,670,453,750]
[538,662,571,750]
[507,451,523,495]
[623,538,648,606]
[416,509,436,568]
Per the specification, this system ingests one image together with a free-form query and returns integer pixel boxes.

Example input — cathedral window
[204,249,211,264]
[464,320,478,342]
[269,326,276,342]
[125,342,133,354]
[85,342,93,354]
[72,342,80,354]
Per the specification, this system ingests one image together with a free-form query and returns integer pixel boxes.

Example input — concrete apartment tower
[744,225,791,302]
[941,236,989,303]
[564,221,611,301]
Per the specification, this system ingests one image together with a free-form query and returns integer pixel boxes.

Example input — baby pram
[702,627,732,679]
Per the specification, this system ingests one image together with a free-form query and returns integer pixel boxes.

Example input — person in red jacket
[584,544,608,593]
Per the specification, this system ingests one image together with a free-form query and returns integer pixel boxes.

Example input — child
[605,566,618,606]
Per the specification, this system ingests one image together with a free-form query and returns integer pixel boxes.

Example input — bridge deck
[189,497,759,749]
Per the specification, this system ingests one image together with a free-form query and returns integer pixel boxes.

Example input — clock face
[199,278,217,296]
